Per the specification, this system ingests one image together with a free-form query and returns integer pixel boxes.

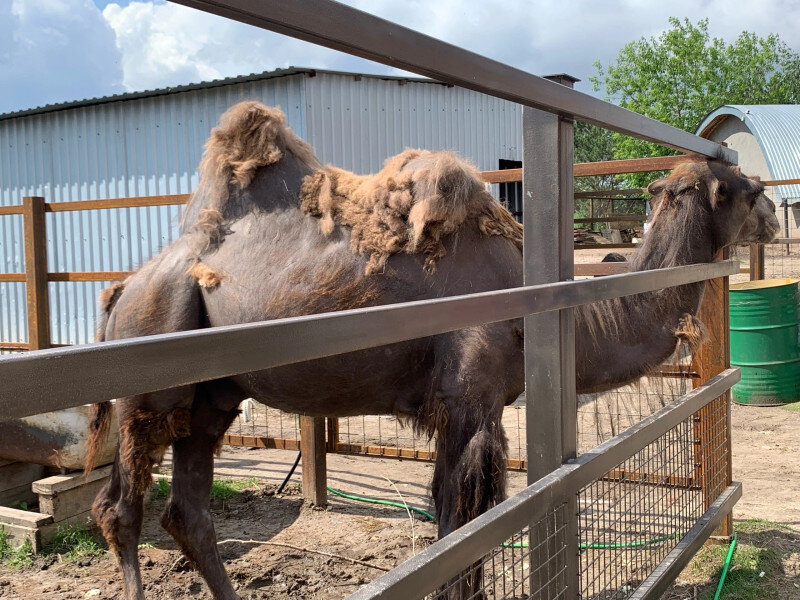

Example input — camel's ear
[711,178,728,206]
[732,165,742,176]
[647,177,668,197]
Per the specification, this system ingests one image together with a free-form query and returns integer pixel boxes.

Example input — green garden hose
[713,532,738,600]
[326,485,684,550]
[327,486,436,521]
[283,451,686,552]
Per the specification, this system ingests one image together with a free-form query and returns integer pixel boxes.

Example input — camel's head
[646,160,776,249]
[734,174,780,244]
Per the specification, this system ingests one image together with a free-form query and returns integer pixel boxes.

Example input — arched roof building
[696,105,800,206]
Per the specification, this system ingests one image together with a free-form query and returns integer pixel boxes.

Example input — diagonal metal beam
[168,0,735,161]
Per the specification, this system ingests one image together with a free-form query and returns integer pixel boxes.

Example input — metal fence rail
[0,260,737,421]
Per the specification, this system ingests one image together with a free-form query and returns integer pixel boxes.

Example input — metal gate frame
[0,1,740,599]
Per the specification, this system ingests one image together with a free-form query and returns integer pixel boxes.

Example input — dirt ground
[1,401,798,600]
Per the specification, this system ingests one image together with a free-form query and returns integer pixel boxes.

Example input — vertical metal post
[22,197,50,350]
[300,416,327,506]
[522,99,578,598]
[749,243,764,281]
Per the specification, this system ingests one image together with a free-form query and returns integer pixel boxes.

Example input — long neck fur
[575,189,719,394]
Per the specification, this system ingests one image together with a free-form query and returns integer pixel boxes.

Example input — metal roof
[696,105,800,203]
[0,66,443,122]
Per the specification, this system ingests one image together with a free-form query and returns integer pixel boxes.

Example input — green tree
[591,17,800,186]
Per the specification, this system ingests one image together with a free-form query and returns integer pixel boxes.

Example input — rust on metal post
[749,243,765,281]
[23,197,50,350]
[300,416,327,506]
[690,248,732,538]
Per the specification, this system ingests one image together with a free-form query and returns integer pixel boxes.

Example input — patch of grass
[150,476,260,502]
[210,477,260,500]
[151,477,171,500]
[45,522,104,561]
[0,528,35,569]
[780,400,800,412]
[687,522,783,600]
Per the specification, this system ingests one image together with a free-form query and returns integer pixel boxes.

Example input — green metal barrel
[729,278,800,405]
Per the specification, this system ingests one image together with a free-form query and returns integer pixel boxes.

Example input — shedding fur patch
[300,149,522,274]
[188,261,223,289]
[119,408,192,499]
[181,101,321,241]
[674,313,708,354]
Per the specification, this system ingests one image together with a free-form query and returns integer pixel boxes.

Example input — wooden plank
[480,156,688,184]
[574,215,645,224]
[300,416,327,506]
[0,506,53,528]
[37,477,109,523]
[32,465,111,495]
[762,178,800,187]
[23,197,50,350]
[0,205,24,216]
[601,468,698,490]
[749,243,765,281]
[326,418,339,453]
[48,271,132,282]
[220,434,300,451]
[0,273,25,282]
[0,483,38,508]
[0,342,29,350]
[574,155,688,177]
[0,462,48,493]
[574,263,630,277]
[46,194,190,212]
[690,248,733,539]
[575,188,645,199]
[574,243,638,249]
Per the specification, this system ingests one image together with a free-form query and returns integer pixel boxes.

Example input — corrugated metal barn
[696,104,800,237]
[0,67,522,347]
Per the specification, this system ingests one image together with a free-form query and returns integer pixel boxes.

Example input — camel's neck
[575,202,717,393]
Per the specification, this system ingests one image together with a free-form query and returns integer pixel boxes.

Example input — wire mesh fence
[222,354,696,472]
[424,505,570,600]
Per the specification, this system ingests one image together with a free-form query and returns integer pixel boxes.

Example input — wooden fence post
[749,243,764,281]
[691,248,732,539]
[22,197,50,350]
[300,416,327,506]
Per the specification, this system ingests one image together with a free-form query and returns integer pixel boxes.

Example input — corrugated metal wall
[0,72,521,346]
[305,73,521,173]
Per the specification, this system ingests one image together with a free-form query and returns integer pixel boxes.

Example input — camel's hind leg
[161,384,242,600]
[93,395,193,600]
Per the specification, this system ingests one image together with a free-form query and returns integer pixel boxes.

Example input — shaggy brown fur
[182,101,321,238]
[85,281,127,476]
[674,313,708,355]
[300,149,522,274]
[119,408,192,499]
[188,262,223,289]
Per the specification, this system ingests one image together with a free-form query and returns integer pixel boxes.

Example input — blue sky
[2,0,800,115]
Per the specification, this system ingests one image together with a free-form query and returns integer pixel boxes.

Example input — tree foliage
[588,17,800,186]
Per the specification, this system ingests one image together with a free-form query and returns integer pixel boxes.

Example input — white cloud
[0,0,123,114]
[102,1,378,92]
[3,0,800,114]
[100,0,800,97]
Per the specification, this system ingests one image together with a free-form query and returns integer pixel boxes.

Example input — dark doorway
[498,159,522,222]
